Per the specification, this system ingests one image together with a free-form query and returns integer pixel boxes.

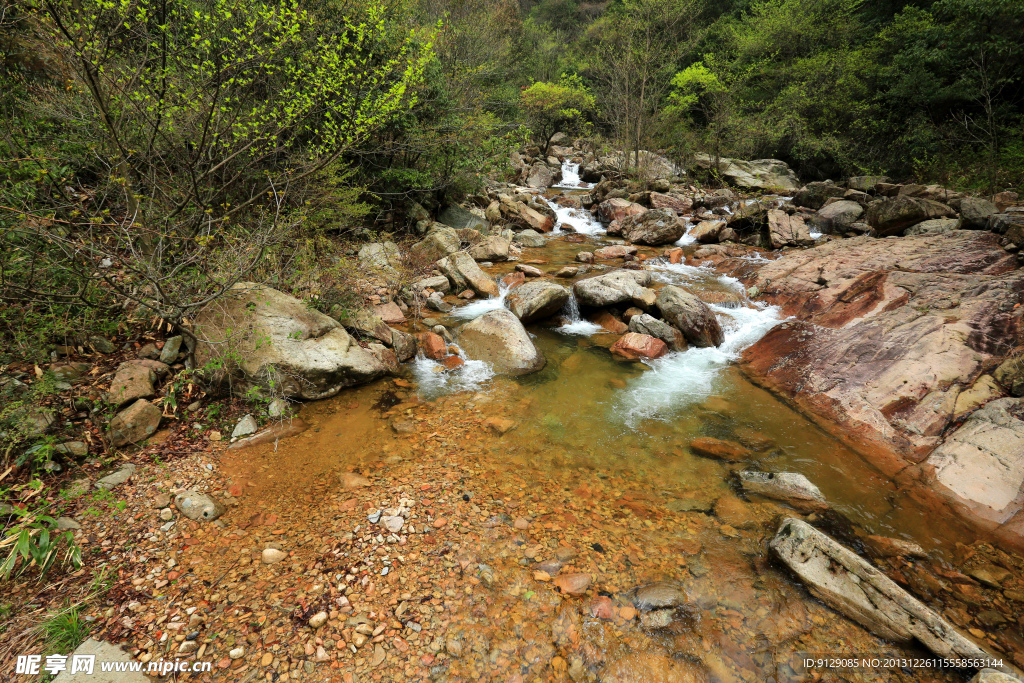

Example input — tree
[1,0,433,355]
[520,73,596,155]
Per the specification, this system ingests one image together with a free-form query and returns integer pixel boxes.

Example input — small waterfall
[451,282,511,320]
[552,160,594,189]
[556,292,603,336]
[542,196,605,235]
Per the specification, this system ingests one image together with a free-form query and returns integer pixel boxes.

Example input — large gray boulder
[771,518,1010,671]
[106,361,156,407]
[358,242,402,274]
[524,163,559,189]
[655,286,724,347]
[618,208,686,245]
[768,210,814,248]
[437,252,499,297]
[194,283,387,400]
[690,220,726,244]
[438,204,489,233]
[694,155,799,191]
[506,281,570,323]
[513,229,547,248]
[457,309,545,375]
[846,175,890,193]
[107,401,161,447]
[573,270,657,308]
[793,181,847,209]
[904,218,959,235]
[468,235,511,262]
[866,195,955,236]
[959,196,999,229]
[813,200,864,234]
[410,225,460,263]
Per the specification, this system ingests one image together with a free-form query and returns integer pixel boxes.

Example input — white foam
[543,197,605,235]
[675,218,696,246]
[451,284,511,320]
[555,292,604,336]
[552,161,594,189]
[412,354,495,399]
[616,303,784,426]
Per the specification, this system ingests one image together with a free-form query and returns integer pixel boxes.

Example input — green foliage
[41,605,91,654]
[521,74,596,153]
[0,511,82,582]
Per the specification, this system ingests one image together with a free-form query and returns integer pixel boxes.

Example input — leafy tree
[520,73,596,154]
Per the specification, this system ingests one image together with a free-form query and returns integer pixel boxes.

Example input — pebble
[228,646,244,660]
[262,548,287,564]
[159,508,173,521]
[554,573,591,595]
[381,515,404,533]
[513,517,530,530]
[309,611,328,628]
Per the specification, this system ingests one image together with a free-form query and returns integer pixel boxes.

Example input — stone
[511,202,556,232]
[904,218,959,235]
[866,195,955,236]
[371,643,386,667]
[373,302,405,325]
[107,361,156,407]
[381,515,404,533]
[574,270,656,308]
[358,242,402,273]
[601,653,707,683]
[655,286,724,347]
[959,196,998,229]
[159,508,173,521]
[457,309,545,376]
[159,335,183,363]
[618,208,686,245]
[138,342,160,360]
[228,418,308,450]
[231,415,258,439]
[554,573,591,595]
[814,200,864,234]
[437,252,499,298]
[737,471,827,512]
[439,204,489,233]
[969,670,1020,683]
[576,251,594,263]
[53,639,149,682]
[690,220,726,244]
[713,496,758,529]
[88,336,116,354]
[771,518,1008,670]
[588,310,628,334]
[410,226,461,263]
[413,275,451,294]
[847,175,891,193]
[309,611,328,629]
[262,548,287,564]
[650,192,693,214]
[174,490,227,522]
[631,582,687,611]
[417,332,447,361]
[554,266,579,278]
[94,464,136,491]
[862,535,927,559]
[513,229,547,248]
[693,155,800,191]
[468,235,511,262]
[229,647,245,660]
[594,198,646,224]
[483,417,516,434]
[629,314,686,352]
[56,517,81,530]
[54,441,88,458]
[610,333,668,360]
[593,245,638,259]
[267,398,289,417]
[107,401,161,447]
[689,437,751,462]
[194,283,386,400]
[506,281,571,323]
[793,181,848,209]
[768,210,814,248]
[515,264,543,277]
[525,163,558,188]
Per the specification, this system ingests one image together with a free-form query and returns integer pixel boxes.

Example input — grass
[41,605,91,655]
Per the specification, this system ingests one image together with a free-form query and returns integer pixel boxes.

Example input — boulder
[506,281,571,323]
[655,286,724,347]
[337,309,392,346]
[417,332,447,360]
[525,163,558,189]
[793,181,848,210]
[959,196,999,230]
[438,204,489,233]
[649,192,693,214]
[594,198,646,224]
[813,200,864,234]
[693,154,799,191]
[511,202,556,232]
[628,314,686,352]
[771,518,1009,671]
[904,218,959,235]
[924,398,1024,548]
[437,252,500,298]
[846,175,890,193]
[691,220,726,244]
[468,235,511,262]
[513,229,547,247]
[589,310,628,334]
[194,283,387,400]
[174,490,226,522]
[95,463,136,490]
[866,195,955,236]
[107,361,156,407]
[412,275,451,294]
[390,329,417,362]
[618,208,686,245]
[159,336,183,363]
[410,225,460,263]
[573,270,657,308]
[738,231,1021,471]
[358,242,402,274]
[373,302,405,325]
[768,210,814,248]
[737,471,827,512]
[457,309,545,375]
[107,400,161,447]
[610,333,668,360]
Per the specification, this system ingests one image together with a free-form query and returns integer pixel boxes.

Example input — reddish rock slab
[650,192,693,214]
[590,595,616,619]
[610,333,668,360]
[588,310,628,334]
[501,271,526,289]
[417,332,447,360]
[595,198,646,224]
[689,437,752,462]
[373,301,406,324]
[515,264,543,277]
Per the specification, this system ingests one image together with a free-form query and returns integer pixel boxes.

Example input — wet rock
[159,335,183,363]
[655,286,724,347]
[437,252,500,298]
[618,208,686,245]
[689,437,751,462]
[866,195,955,236]
[576,251,595,263]
[589,310,628,334]
[457,309,545,376]
[468,235,511,262]
[601,653,707,683]
[594,245,638,259]
[554,266,579,278]
[628,313,687,352]
[507,281,570,323]
[594,198,646,224]
[768,209,814,248]
[631,582,687,611]
[228,418,308,450]
[390,329,417,362]
[174,490,226,522]
[714,495,758,529]
[514,263,543,277]
[737,471,827,512]
[95,464,136,490]
[194,283,386,400]
[107,400,161,447]
[231,415,257,439]
[771,518,1009,670]
[107,361,157,407]
[610,333,667,360]
[860,534,926,559]
[691,219,726,244]
[416,332,447,361]
[574,270,656,308]
[483,417,516,435]
[513,229,547,248]
[639,610,673,629]
[554,573,591,595]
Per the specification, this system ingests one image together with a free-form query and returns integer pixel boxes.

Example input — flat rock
[231,414,257,439]
[738,471,827,512]
[689,437,751,462]
[618,208,686,245]
[95,464,137,491]
[554,573,591,595]
[437,252,500,298]
[513,229,547,248]
[574,270,656,308]
[54,639,149,682]
[610,333,667,360]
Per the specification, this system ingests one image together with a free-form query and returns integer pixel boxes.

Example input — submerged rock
[737,471,827,512]
[771,518,1009,672]
[628,314,686,352]
[689,437,751,462]
[457,309,545,376]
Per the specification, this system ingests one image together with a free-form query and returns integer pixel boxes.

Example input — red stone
[590,595,615,619]
[594,245,638,260]
[588,310,628,334]
[501,272,526,289]
[689,437,752,462]
[373,301,405,324]
[417,332,446,360]
[610,333,668,360]
[439,356,465,371]
[554,573,591,595]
